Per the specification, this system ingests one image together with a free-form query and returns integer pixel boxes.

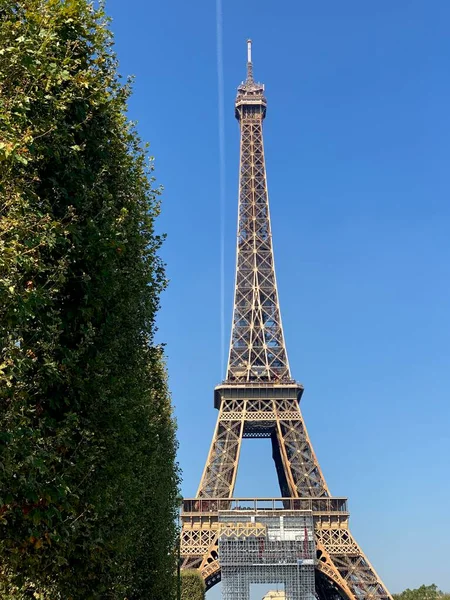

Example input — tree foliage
[181,570,206,600]
[0,1,179,598]
[393,585,450,600]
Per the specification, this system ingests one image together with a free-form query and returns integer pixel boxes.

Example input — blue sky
[107,0,450,595]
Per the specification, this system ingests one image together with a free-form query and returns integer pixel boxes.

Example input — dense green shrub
[181,570,206,600]
[0,1,179,598]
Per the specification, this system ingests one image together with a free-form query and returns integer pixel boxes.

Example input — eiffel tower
[181,41,392,600]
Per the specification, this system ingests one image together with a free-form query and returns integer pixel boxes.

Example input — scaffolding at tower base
[218,510,316,600]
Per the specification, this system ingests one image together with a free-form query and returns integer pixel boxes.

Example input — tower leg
[197,401,245,498]
[273,399,329,498]
[317,527,391,600]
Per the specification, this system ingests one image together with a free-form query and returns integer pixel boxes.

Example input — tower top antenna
[246,38,254,82]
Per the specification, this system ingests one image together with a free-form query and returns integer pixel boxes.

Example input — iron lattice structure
[228,40,289,384]
[181,41,392,600]
[218,510,315,600]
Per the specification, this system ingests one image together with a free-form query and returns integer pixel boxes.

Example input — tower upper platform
[235,40,267,119]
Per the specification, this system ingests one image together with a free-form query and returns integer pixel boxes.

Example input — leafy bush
[181,570,206,600]
[0,1,179,598]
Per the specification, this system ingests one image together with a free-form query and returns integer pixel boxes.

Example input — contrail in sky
[216,0,226,378]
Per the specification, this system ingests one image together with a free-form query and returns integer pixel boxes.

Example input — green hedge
[0,1,179,598]
[181,570,206,600]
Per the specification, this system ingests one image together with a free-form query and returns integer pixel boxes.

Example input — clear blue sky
[107,0,450,595]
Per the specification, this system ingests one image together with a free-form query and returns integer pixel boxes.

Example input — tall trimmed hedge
[0,1,179,598]
[181,570,206,600]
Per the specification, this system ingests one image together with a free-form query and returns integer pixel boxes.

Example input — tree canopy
[0,1,179,598]
[393,585,450,600]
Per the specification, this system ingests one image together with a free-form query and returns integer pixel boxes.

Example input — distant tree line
[0,1,179,598]
[394,585,450,600]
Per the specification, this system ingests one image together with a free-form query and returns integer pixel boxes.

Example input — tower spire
[246,38,254,82]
